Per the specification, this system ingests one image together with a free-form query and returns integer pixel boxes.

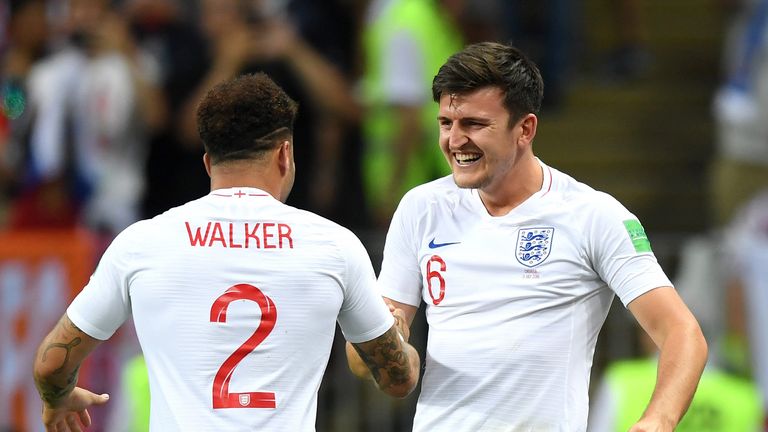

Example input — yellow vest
[361,0,462,213]
[606,358,762,431]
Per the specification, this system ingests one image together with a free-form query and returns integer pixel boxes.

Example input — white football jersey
[67,187,394,431]
[379,161,672,432]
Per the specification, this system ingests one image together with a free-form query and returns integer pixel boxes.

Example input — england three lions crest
[516,227,554,267]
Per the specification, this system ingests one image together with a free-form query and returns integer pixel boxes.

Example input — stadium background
[0,0,751,430]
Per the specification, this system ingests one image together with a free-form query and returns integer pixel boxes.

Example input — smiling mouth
[454,152,482,166]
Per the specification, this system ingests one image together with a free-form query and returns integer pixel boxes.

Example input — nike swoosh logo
[428,238,461,249]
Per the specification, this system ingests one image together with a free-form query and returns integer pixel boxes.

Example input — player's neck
[209,163,283,201]
[478,155,543,217]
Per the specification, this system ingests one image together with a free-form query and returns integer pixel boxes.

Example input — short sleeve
[586,194,673,307]
[377,193,424,306]
[67,227,136,340]
[337,229,394,343]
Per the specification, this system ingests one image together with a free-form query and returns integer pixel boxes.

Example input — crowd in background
[3,0,768,430]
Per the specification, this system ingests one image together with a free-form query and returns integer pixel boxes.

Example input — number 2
[210,283,277,409]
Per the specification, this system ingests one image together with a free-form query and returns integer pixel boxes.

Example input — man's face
[437,87,522,190]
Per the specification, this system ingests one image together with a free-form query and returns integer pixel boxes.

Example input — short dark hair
[197,73,299,164]
[432,42,544,123]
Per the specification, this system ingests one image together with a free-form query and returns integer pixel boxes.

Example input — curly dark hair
[432,42,544,124]
[197,73,299,164]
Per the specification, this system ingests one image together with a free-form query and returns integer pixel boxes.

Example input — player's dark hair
[432,42,544,124]
[197,73,298,164]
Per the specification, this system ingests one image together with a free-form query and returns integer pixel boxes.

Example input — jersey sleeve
[66,225,138,340]
[586,194,673,307]
[377,193,424,307]
[336,229,395,343]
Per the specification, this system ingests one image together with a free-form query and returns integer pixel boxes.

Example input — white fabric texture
[68,188,393,431]
[378,161,672,431]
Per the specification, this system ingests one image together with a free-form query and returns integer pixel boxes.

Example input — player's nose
[447,124,468,149]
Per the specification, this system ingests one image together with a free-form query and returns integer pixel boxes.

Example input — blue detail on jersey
[428,238,461,249]
[516,227,555,267]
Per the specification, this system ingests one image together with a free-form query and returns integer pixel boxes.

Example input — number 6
[426,255,446,305]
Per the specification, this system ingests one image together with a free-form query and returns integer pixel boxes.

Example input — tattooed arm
[33,313,110,432]
[346,301,420,398]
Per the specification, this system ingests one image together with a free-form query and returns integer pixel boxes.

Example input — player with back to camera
[32,72,420,432]
[347,41,707,431]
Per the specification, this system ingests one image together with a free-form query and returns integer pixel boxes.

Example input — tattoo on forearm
[355,327,412,389]
[353,344,382,382]
[42,337,82,375]
[37,365,80,406]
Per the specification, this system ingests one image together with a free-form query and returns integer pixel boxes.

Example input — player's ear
[203,153,212,177]
[517,113,538,147]
[277,140,292,176]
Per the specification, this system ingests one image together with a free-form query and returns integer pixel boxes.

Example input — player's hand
[388,304,410,343]
[41,387,110,432]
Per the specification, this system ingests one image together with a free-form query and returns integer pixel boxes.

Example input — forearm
[642,324,707,425]
[345,341,374,381]
[352,326,420,398]
[33,316,85,407]
[284,40,360,122]
[33,314,100,408]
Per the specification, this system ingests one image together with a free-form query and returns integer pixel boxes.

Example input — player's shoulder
[399,175,458,208]
[548,165,629,213]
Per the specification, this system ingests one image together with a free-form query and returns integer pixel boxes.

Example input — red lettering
[245,223,261,248]
[263,223,276,249]
[186,222,212,246]
[229,223,242,248]
[208,223,227,247]
[278,224,293,249]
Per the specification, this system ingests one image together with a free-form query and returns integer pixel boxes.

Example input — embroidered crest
[239,394,251,406]
[516,227,554,267]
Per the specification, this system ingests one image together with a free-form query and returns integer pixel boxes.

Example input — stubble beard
[452,170,491,190]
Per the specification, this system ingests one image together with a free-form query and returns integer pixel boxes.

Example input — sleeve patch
[623,219,652,253]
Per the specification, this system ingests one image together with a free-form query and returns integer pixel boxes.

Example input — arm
[345,298,419,396]
[627,286,707,431]
[33,313,110,432]
[347,321,420,398]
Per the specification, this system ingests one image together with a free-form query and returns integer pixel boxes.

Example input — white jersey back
[67,188,393,431]
[379,162,672,431]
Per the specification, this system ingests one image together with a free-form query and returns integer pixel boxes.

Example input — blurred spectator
[1,0,55,225]
[178,0,360,219]
[599,0,652,82]
[3,0,164,234]
[711,0,768,227]
[588,325,763,431]
[501,0,574,109]
[360,0,464,226]
[125,0,211,219]
[720,190,768,425]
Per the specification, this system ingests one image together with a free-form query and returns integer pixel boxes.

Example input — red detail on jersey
[426,255,446,305]
[262,223,276,249]
[234,190,246,198]
[210,284,277,409]
[186,222,212,246]
[185,222,293,249]
[208,222,226,247]
[541,166,553,196]
[278,224,293,249]
[245,223,261,248]
[229,223,243,248]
